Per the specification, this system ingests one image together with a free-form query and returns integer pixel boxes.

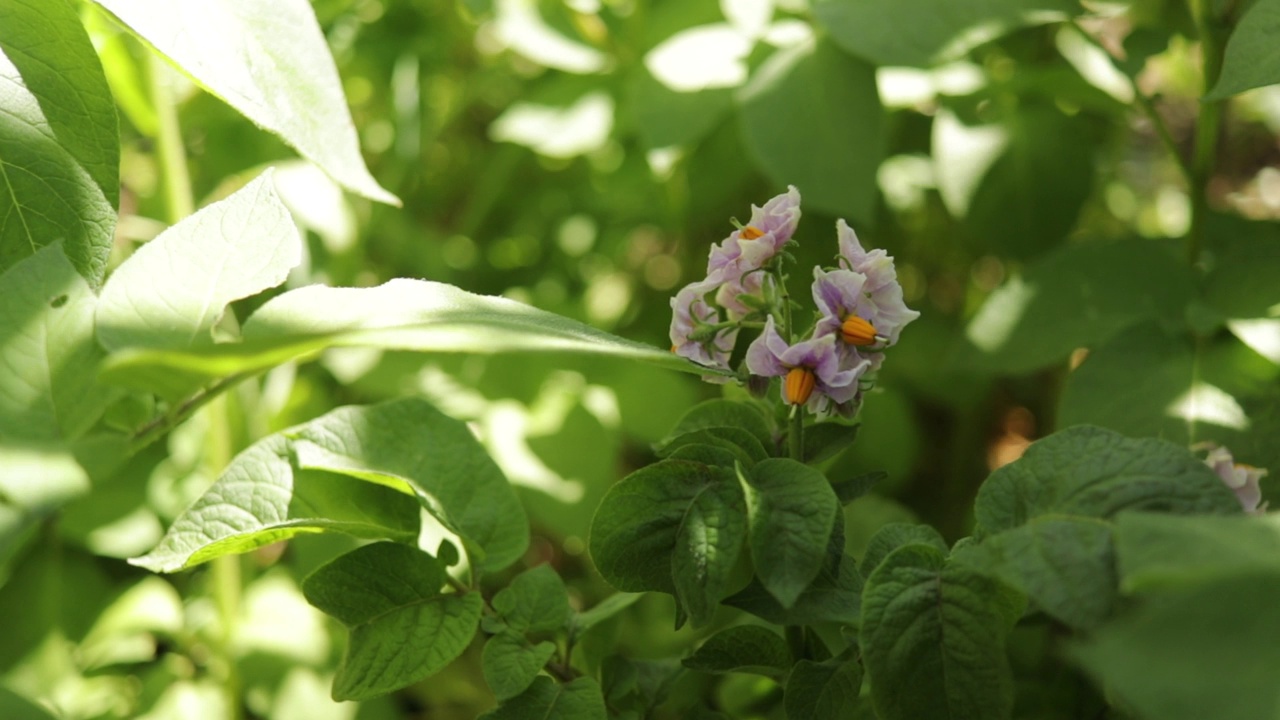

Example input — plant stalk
[149,54,194,224]
[1187,0,1227,267]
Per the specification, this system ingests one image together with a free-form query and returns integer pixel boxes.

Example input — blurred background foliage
[5,0,1280,717]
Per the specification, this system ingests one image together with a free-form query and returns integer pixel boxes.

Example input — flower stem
[149,54,194,224]
[789,405,804,462]
[1188,0,1227,267]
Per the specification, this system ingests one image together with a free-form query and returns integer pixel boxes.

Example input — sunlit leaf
[1205,0,1280,99]
[92,0,399,205]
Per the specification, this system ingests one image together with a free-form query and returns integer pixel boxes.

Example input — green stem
[128,373,249,454]
[789,406,804,462]
[1188,0,1227,266]
[206,395,244,720]
[149,53,194,223]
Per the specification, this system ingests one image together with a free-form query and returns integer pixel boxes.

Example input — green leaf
[96,172,300,354]
[480,676,608,720]
[737,37,883,220]
[0,444,90,521]
[1201,216,1280,320]
[492,565,571,633]
[803,421,860,465]
[1114,512,1280,592]
[287,397,529,573]
[860,544,1022,720]
[784,654,864,720]
[672,471,749,626]
[0,687,58,720]
[966,240,1195,373]
[743,458,840,608]
[483,631,557,701]
[955,515,1116,630]
[725,553,863,626]
[973,425,1241,534]
[815,0,1078,67]
[100,278,721,400]
[129,433,421,572]
[859,523,947,580]
[664,400,774,450]
[681,625,790,679]
[631,69,734,150]
[590,460,745,602]
[1073,573,1280,720]
[1058,325,1280,471]
[0,0,117,285]
[572,593,642,636]
[301,542,483,701]
[1205,0,1280,99]
[0,244,113,442]
[659,429,766,468]
[831,471,885,505]
[92,0,399,205]
[600,656,683,719]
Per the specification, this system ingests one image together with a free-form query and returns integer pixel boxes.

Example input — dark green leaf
[785,654,864,720]
[726,521,862,626]
[681,625,790,679]
[492,565,571,633]
[0,0,117,285]
[483,631,557,701]
[831,471,885,505]
[744,459,840,607]
[1114,512,1280,592]
[302,543,482,701]
[956,515,1116,630]
[1073,573,1280,720]
[1205,0,1280,99]
[803,421,859,465]
[287,397,528,574]
[974,425,1241,534]
[672,472,748,627]
[859,523,947,579]
[1201,216,1280,320]
[814,0,1079,67]
[659,430,764,468]
[737,37,883,220]
[860,544,1022,720]
[479,676,608,720]
[573,593,642,636]
[966,241,1195,373]
[664,400,774,450]
[93,0,398,204]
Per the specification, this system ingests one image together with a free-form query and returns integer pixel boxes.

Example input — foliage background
[3,0,1280,718]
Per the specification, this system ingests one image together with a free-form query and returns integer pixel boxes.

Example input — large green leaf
[1058,325,1280,472]
[302,542,483,701]
[483,631,557,701]
[96,172,300,353]
[860,544,1022,720]
[286,398,529,574]
[1205,0,1280,99]
[100,278,720,400]
[966,241,1194,373]
[479,676,607,720]
[681,625,790,679]
[92,0,398,205]
[0,0,117,285]
[859,523,947,580]
[491,565,571,634]
[1113,513,1280,592]
[1073,573,1280,720]
[129,434,421,573]
[743,459,840,608]
[0,244,112,442]
[814,0,1078,67]
[973,425,1241,534]
[737,37,883,220]
[784,653,864,720]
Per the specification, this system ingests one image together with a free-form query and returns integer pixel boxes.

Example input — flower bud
[784,366,816,405]
[840,315,877,346]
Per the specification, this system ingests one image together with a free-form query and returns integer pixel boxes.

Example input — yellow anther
[740,226,765,240]
[841,316,877,346]
[784,367,816,405]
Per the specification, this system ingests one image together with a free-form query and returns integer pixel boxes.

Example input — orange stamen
[841,316,877,346]
[740,226,764,240]
[784,367,816,405]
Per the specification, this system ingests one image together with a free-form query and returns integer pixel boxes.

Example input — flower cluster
[670,187,919,416]
[1205,445,1268,515]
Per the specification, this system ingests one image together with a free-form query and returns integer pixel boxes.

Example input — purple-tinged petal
[1206,446,1269,515]
[745,316,789,377]
[705,186,803,282]
[670,278,735,369]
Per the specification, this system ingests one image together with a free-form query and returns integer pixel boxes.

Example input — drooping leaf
[301,543,482,701]
[1073,573,1280,720]
[955,515,1116,630]
[860,544,1023,720]
[973,425,1241,534]
[0,0,117,285]
[491,565,571,634]
[482,631,557,701]
[287,398,529,573]
[1205,0,1280,99]
[97,172,300,354]
[814,0,1079,67]
[737,37,883,220]
[480,676,608,720]
[92,0,399,205]
[590,460,746,610]
[743,458,840,608]
[682,625,790,679]
[966,241,1195,373]
[100,278,723,400]
[0,244,112,442]
[129,434,421,573]
[784,653,864,720]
